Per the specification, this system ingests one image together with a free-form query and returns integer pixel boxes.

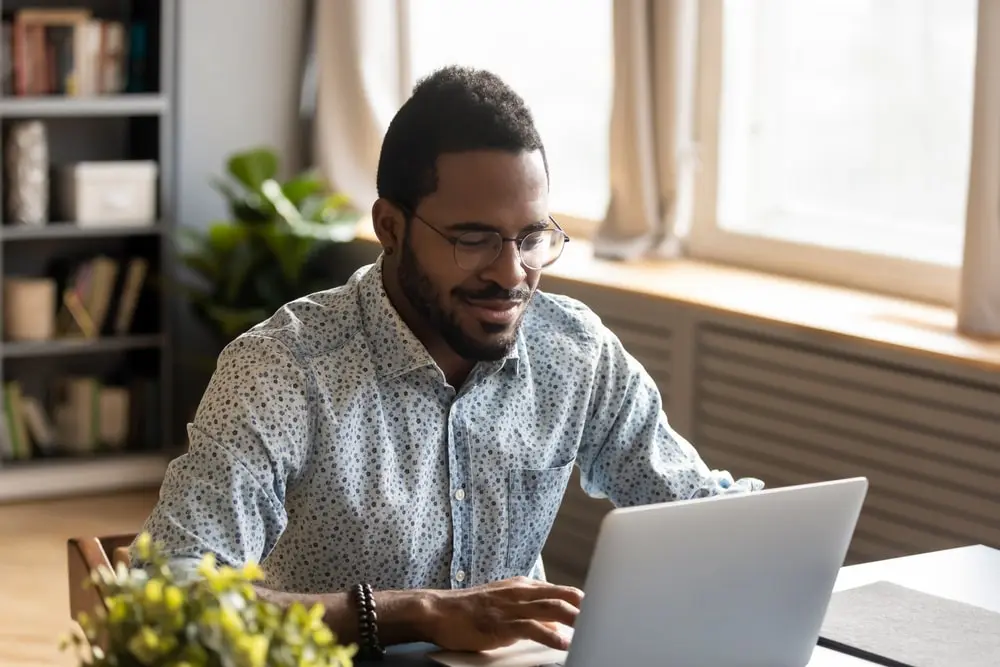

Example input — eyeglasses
[407,211,570,272]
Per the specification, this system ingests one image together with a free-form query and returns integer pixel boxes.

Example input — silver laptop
[431,477,868,667]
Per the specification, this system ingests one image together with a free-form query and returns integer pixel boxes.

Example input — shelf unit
[0,92,167,117]
[0,0,177,502]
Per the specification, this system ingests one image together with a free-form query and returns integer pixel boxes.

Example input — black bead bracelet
[353,582,385,661]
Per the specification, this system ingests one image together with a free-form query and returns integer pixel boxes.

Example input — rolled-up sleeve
[576,325,764,506]
[131,333,314,570]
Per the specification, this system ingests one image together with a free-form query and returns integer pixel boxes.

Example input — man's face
[398,149,549,361]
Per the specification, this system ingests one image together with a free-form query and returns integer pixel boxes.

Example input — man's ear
[371,199,405,256]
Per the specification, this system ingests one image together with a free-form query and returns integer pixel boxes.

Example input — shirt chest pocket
[506,458,576,577]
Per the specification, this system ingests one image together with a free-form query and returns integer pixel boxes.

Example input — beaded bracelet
[352,582,385,661]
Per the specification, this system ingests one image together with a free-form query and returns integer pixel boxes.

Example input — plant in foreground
[63,532,356,667]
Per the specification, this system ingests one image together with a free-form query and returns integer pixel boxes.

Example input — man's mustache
[455,285,532,302]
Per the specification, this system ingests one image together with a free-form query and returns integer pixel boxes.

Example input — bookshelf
[0,0,176,502]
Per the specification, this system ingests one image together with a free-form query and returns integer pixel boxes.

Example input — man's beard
[397,242,531,361]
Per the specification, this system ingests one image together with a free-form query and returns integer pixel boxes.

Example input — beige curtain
[958,0,1000,339]
[593,0,699,261]
[312,0,409,209]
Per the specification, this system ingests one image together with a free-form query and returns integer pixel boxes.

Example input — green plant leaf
[259,179,303,226]
[299,193,358,225]
[206,221,250,252]
[207,304,272,340]
[259,225,312,284]
[252,268,294,311]
[298,194,329,222]
[293,218,358,242]
[209,176,243,206]
[227,147,279,191]
[211,176,272,223]
[281,171,326,207]
[178,253,221,286]
[222,239,255,305]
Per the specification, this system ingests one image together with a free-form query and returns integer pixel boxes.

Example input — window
[690,0,979,304]
[406,0,613,225]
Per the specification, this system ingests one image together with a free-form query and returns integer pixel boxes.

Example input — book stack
[0,374,159,463]
[0,7,149,97]
[56,254,149,339]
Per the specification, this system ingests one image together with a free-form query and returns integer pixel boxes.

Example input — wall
[172,0,308,433]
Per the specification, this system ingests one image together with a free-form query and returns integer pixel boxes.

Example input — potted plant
[63,532,356,667]
[176,147,361,346]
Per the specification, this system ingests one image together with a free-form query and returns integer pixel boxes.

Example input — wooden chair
[66,534,135,620]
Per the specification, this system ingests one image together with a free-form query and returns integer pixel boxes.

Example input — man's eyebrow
[445,221,499,233]
[521,219,551,233]
[445,219,551,234]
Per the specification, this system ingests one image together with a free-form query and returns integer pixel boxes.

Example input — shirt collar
[357,257,521,381]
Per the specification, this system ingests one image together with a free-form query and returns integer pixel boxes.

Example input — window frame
[686,0,965,306]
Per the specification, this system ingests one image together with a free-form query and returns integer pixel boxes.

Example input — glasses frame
[401,207,571,271]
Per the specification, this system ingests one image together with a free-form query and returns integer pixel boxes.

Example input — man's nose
[481,240,528,290]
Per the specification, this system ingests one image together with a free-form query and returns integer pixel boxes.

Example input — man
[135,66,762,655]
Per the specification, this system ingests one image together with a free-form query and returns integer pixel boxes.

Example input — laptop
[430,477,868,667]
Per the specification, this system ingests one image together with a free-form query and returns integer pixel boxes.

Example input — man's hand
[256,576,582,653]
[420,576,583,652]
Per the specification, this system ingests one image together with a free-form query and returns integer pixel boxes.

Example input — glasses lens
[520,230,565,270]
[454,232,503,271]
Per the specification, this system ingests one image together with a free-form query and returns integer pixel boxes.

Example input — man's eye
[457,234,494,247]
[521,235,545,250]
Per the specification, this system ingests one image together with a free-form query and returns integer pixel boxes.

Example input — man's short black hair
[376,65,548,213]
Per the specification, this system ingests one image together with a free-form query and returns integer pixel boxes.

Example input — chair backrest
[66,534,136,621]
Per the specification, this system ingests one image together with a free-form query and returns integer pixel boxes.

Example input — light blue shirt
[135,258,763,593]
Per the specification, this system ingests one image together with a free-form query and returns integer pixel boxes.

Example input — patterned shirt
[135,257,763,593]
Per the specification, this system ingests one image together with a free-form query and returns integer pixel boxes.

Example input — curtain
[957,0,1000,339]
[298,0,318,171]
[593,0,699,261]
[310,0,409,209]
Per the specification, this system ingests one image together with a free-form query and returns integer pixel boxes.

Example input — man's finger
[507,619,571,651]
[511,582,584,607]
[514,598,580,626]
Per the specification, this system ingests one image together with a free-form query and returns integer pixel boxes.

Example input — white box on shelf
[57,160,158,226]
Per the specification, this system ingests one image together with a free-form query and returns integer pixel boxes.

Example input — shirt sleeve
[130,333,314,569]
[576,323,764,506]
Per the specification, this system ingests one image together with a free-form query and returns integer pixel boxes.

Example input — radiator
[692,323,1000,565]
[541,283,1000,587]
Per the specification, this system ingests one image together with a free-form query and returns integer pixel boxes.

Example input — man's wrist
[366,589,438,646]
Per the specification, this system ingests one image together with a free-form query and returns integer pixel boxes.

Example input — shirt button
[454,488,466,501]
[455,570,466,582]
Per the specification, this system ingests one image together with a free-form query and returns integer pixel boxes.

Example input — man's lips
[462,298,524,325]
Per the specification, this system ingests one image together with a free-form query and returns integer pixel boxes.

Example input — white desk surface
[834,544,1000,613]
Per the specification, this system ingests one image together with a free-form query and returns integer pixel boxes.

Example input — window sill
[351,218,1000,373]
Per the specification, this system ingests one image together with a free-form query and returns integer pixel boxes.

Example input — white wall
[172,0,308,430]
[176,0,307,227]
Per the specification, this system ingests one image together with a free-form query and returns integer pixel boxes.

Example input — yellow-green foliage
[64,532,356,667]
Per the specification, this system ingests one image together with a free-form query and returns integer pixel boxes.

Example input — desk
[833,543,1000,612]
[365,545,1000,666]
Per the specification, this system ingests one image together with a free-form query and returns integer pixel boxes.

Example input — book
[6,8,128,97]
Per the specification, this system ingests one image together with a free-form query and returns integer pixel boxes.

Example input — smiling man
[134,66,763,658]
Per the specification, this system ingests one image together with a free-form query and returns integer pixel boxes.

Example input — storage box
[57,160,158,225]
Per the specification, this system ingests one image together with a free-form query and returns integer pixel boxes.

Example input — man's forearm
[253,586,434,646]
